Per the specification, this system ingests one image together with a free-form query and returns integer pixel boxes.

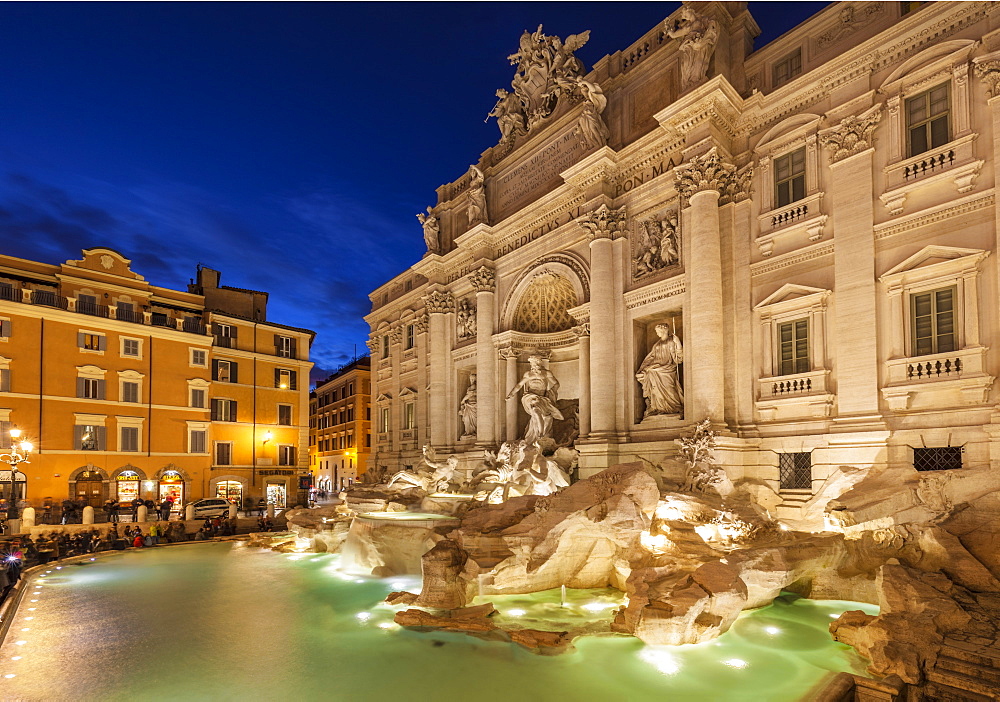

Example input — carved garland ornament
[673,147,752,206]
[578,203,628,241]
[468,266,496,292]
[818,104,881,164]
[423,290,455,315]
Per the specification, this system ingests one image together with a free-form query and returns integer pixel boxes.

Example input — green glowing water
[0,543,879,701]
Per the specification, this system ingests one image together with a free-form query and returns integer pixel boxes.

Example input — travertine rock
[395,603,498,633]
[340,518,443,576]
[413,539,469,609]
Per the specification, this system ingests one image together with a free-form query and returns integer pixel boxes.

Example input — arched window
[512,272,577,333]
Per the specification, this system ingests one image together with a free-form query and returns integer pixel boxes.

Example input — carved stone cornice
[674,147,752,205]
[973,53,1000,98]
[577,204,628,241]
[818,104,881,164]
[365,339,379,354]
[468,266,496,293]
[423,290,455,315]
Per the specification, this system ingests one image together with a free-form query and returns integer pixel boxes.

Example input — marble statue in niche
[634,212,680,278]
[466,165,487,226]
[416,207,440,254]
[636,323,684,417]
[456,298,476,340]
[459,374,478,438]
[666,4,719,91]
[506,354,563,443]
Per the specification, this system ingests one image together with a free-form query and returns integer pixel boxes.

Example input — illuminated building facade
[0,247,313,510]
[309,356,371,491]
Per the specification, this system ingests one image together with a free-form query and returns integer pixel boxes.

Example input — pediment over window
[880,40,977,91]
[881,245,989,281]
[754,114,822,153]
[398,387,418,398]
[755,284,830,310]
[375,393,392,404]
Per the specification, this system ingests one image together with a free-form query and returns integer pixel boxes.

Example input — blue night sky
[0,2,825,383]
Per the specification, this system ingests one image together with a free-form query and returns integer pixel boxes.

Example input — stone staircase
[924,637,1000,701]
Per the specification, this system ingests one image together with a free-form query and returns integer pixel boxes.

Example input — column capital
[414,313,429,333]
[468,265,496,293]
[674,147,752,206]
[572,323,591,338]
[365,338,379,354]
[973,56,1000,98]
[818,104,881,164]
[498,347,520,361]
[578,203,628,241]
[423,290,455,314]
[388,325,403,344]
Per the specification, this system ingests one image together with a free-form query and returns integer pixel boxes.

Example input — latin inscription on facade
[615,157,679,198]
[496,204,584,258]
[492,130,588,218]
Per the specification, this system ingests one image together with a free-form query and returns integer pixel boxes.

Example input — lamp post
[1,428,33,521]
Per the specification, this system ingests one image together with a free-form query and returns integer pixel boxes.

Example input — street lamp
[1,428,32,521]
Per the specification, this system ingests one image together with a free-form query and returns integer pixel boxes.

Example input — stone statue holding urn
[416,207,440,254]
[506,354,563,443]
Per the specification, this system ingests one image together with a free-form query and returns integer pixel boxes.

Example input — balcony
[76,300,110,318]
[755,192,828,257]
[31,289,67,309]
[114,307,143,323]
[215,335,235,348]
[0,285,18,302]
[756,369,835,421]
[880,134,983,216]
[882,346,994,411]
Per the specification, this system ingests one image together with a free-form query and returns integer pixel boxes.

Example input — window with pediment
[512,272,576,334]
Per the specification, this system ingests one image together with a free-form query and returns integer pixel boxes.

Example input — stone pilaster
[424,290,454,448]
[674,147,751,425]
[500,348,520,441]
[572,324,591,438]
[469,266,497,447]
[819,109,881,419]
[578,204,628,438]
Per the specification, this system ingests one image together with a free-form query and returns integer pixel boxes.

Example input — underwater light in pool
[507,609,526,617]
[356,612,371,622]
[723,658,748,669]
[765,626,780,635]
[638,648,681,676]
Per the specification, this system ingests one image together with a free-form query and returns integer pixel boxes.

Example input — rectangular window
[120,426,139,452]
[381,335,389,359]
[190,429,207,454]
[405,324,415,350]
[0,368,9,393]
[779,452,812,490]
[347,433,354,448]
[80,332,105,351]
[190,388,206,408]
[275,369,297,390]
[122,381,140,403]
[275,335,295,359]
[772,48,802,88]
[213,359,237,383]
[79,377,104,400]
[774,148,806,208]
[380,407,390,433]
[278,445,296,466]
[778,319,810,375]
[913,446,962,472]
[403,402,415,430]
[122,338,141,358]
[215,442,232,466]
[911,287,955,356]
[191,349,208,367]
[76,424,105,451]
[215,323,235,348]
[116,301,139,323]
[278,404,292,426]
[906,83,950,157]
[366,433,371,448]
[0,318,10,339]
[211,398,237,422]
[0,420,10,448]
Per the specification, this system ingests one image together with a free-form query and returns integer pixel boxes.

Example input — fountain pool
[0,543,879,701]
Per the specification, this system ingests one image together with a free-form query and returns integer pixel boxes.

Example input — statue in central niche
[506,354,563,443]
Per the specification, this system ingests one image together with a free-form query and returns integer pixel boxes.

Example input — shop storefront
[115,470,141,504]
[158,470,185,507]
[265,482,286,508]
[0,469,28,506]
[215,480,243,504]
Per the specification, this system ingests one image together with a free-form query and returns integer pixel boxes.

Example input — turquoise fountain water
[0,543,879,701]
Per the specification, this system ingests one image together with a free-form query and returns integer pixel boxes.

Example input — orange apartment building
[309,356,371,491]
[0,247,313,511]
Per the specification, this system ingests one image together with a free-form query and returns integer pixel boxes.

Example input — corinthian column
[578,204,628,438]
[573,323,591,438]
[469,266,497,446]
[674,147,752,425]
[500,348,520,441]
[423,290,454,448]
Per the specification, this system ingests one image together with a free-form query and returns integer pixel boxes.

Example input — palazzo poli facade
[367,1,1000,518]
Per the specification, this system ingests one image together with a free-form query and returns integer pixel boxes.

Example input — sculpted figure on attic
[466,164,487,225]
[666,4,719,90]
[416,207,440,254]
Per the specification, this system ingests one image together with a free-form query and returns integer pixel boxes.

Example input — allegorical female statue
[459,374,478,437]
[635,323,684,417]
